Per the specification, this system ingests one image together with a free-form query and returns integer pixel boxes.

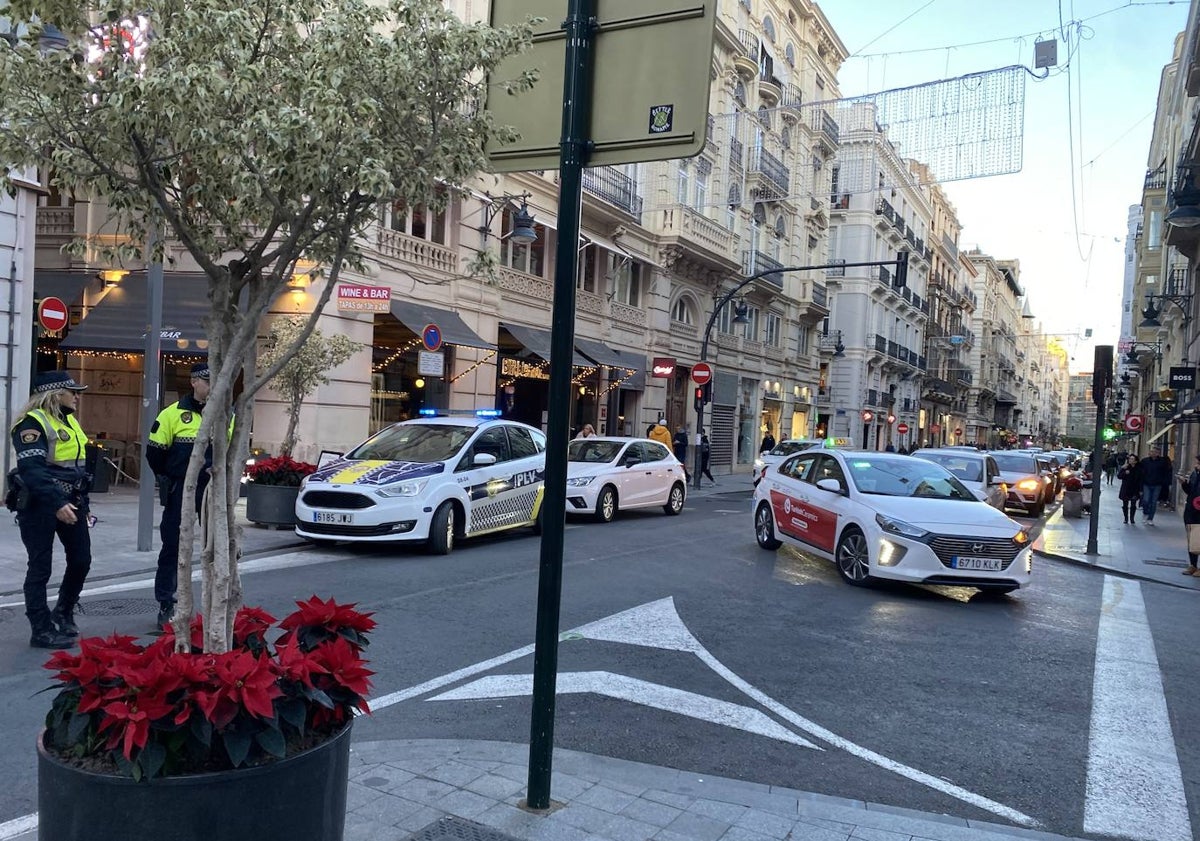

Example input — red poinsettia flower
[279,596,376,640]
[195,650,282,729]
[309,636,374,701]
[98,690,176,759]
[273,637,325,688]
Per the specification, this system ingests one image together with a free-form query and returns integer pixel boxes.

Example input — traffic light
[694,382,711,411]
[1102,427,1118,442]
[886,413,896,424]
[894,251,910,288]
[1092,345,1113,405]
[861,409,875,422]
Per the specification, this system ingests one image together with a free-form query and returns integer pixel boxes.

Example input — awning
[35,269,96,306]
[607,349,646,391]
[1146,424,1174,445]
[59,272,212,354]
[500,322,591,368]
[1171,392,1200,424]
[574,337,631,369]
[387,300,494,350]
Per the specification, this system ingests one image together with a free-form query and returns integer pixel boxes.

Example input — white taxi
[565,436,687,522]
[295,413,545,553]
[753,438,848,485]
[752,447,1032,593]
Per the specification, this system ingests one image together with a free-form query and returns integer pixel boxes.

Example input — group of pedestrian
[1116,445,1175,525]
[10,365,211,648]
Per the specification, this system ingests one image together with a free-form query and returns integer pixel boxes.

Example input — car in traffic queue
[988,450,1053,517]
[907,447,1007,510]
[565,437,687,522]
[753,447,1032,593]
[295,413,546,553]
[753,438,850,485]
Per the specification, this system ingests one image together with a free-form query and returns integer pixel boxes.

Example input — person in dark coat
[1180,454,1200,575]
[672,426,690,481]
[1139,445,1173,525]
[759,430,776,454]
[699,429,715,484]
[1117,454,1142,524]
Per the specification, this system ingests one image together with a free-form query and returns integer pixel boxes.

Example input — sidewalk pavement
[1032,479,1200,590]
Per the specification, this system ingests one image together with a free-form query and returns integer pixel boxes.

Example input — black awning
[500,322,591,368]
[59,272,212,353]
[35,269,96,305]
[388,300,495,350]
[575,337,631,369]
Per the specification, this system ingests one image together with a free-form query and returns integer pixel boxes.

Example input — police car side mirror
[815,477,844,494]
[473,452,498,467]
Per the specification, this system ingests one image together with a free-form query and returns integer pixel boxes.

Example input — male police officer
[147,363,211,627]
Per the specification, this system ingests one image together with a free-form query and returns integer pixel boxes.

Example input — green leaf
[139,742,167,779]
[278,698,307,733]
[222,730,253,768]
[67,712,90,744]
[255,727,287,758]
[190,716,212,747]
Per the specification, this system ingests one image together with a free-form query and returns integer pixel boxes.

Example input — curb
[1031,545,1199,592]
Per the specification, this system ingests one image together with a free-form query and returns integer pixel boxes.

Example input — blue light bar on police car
[475,409,502,418]
[418,408,439,417]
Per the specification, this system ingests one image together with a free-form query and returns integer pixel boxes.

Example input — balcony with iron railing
[742,249,784,288]
[873,264,892,287]
[782,83,803,110]
[734,30,760,79]
[941,231,959,262]
[729,138,745,177]
[876,197,896,224]
[812,282,828,308]
[819,110,840,147]
[757,68,782,105]
[867,388,880,407]
[824,259,846,277]
[1145,164,1168,191]
[748,144,790,197]
[582,166,643,218]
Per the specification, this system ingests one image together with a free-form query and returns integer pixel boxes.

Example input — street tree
[260,314,357,458]
[0,0,535,651]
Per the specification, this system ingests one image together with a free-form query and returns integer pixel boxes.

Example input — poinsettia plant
[246,456,318,487]
[41,597,374,780]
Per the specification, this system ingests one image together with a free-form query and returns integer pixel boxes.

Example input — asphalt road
[1,490,1196,840]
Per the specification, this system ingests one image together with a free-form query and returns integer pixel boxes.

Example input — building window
[742,305,761,341]
[765,312,782,346]
[676,160,690,206]
[734,82,747,106]
[830,165,840,195]
[781,126,791,150]
[694,159,711,210]
[1148,210,1162,249]
[798,325,810,353]
[815,75,825,90]
[671,297,694,325]
[612,259,643,308]
[502,207,546,276]
[577,245,598,293]
[717,303,735,335]
[785,43,796,67]
[389,200,447,244]
[727,184,742,230]
[762,15,776,42]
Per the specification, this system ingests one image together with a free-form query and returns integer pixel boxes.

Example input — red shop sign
[651,357,676,378]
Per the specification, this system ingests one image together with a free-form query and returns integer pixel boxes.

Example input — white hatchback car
[909,448,1006,510]
[295,415,546,553]
[753,448,1032,593]
[566,437,687,522]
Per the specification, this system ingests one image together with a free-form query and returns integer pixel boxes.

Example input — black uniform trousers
[19,501,91,627]
[155,475,208,606]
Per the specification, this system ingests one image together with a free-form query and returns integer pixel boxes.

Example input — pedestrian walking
[1180,454,1200,575]
[760,429,776,454]
[574,424,596,440]
[672,426,690,481]
[1103,452,1118,485]
[9,371,93,649]
[1140,445,1173,525]
[700,429,715,483]
[1117,454,1142,524]
[146,363,212,627]
[648,418,673,448]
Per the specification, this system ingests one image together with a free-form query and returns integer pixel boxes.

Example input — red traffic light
[861,410,875,422]
[886,413,896,424]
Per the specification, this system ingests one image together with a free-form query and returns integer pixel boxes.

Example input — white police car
[295,412,545,553]
[753,447,1032,593]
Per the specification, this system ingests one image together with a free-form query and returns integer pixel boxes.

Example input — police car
[752,446,1032,593]
[295,412,545,553]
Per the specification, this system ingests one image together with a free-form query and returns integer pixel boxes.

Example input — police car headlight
[753,458,765,472]
[566,476,595,487]
[376,479,429,498]
[875,513,929,540]
[300,475,313,488]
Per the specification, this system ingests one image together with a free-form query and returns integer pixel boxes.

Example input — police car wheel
[663,483,685,516]
[754,503,781,550]
[594,486,617,523]
[427,502,455,555]
[835,527,872,586]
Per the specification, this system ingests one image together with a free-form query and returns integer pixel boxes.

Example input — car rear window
[991,453,1038,473]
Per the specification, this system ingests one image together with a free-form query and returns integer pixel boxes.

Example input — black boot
[51,603,78,638]
[30,618,74,650]
[156,601,175,629]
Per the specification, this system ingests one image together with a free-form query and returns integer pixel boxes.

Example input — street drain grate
[405,816,523,841]
[81,598,160,616]
[1144,558,1190,568]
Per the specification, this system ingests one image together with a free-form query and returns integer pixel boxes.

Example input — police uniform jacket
[147,394,208,480]
[10,408,89,510]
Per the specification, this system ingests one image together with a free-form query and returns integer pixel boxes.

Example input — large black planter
[37,722,351,841]
[245,483,300,526]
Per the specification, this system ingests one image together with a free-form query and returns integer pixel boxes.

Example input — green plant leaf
[190,716,212,748]
[223,731,253,768]
[67,711,90,743]
[278,698,307,733]
[139,742,167,779]
[255,727,286,758]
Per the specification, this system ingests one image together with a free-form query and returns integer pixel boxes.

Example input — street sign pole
[137,226,164,552]
[527,0,595,811]
[1087,345,1113,555]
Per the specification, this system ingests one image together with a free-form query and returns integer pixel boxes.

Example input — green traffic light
[1102,428,1117,441]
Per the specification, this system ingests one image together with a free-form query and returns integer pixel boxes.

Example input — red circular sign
[955,427,963,436]
[897,422,910,434]
[691,362,713,386]
[421,323,442,352]
[1125,414,1144,432]
[37,297,69,332]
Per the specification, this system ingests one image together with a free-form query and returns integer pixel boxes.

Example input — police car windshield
[348,423,474,463]
[568,440,624,463]
[847,456,975,500]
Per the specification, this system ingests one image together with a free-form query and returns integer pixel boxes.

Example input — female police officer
[10,370,93,649]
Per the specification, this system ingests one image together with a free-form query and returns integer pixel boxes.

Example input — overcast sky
[819,0,1190,372]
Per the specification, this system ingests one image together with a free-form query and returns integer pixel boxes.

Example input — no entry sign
[897,422,910,435]
[691,362,713,386]
[38,297,69,332]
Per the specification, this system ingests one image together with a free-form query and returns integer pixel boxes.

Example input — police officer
[147,363,211,627]
[11,370,93,649]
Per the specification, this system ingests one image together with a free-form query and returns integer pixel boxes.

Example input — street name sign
[485,0,718,171]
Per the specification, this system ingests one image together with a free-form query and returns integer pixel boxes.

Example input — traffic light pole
[694,254,909,489]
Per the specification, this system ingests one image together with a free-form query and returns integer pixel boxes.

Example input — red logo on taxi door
[769,489,838,553]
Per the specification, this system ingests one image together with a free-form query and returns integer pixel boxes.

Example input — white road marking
[430,671,820,749]
[1084,576,1191,841]
[371,644,535,710]
[573,598,1039,827]
[0,551,339,611]
[0,813,36,840]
